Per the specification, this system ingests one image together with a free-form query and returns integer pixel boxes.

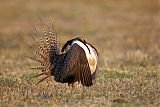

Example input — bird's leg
[65,83,74,102]
[75,81,81,89]
[82,86,85,96]
[68,83,75,94]
[80,86,85,100]
[71,83,75,94]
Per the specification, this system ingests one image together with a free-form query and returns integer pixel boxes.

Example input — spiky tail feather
[26,18,59,84]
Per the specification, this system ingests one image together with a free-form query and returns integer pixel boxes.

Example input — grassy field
[0,0,160,106]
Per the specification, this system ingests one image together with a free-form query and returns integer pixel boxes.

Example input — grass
[0,70,160,107]
[0,0,160,106]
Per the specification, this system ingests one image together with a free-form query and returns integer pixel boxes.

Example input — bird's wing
[60,44,93,87]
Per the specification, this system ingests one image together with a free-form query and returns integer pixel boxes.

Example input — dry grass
[0,0,160,107]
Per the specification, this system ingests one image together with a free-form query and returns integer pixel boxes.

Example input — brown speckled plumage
[27,21,98,87]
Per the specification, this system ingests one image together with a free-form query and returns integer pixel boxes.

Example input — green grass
[0,0,160,106]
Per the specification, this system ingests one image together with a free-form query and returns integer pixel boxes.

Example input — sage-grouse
[27,23,98,87]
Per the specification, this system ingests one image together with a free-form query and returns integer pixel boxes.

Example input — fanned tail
[26,18,59,84]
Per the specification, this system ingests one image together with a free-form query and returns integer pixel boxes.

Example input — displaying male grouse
[27,22,98,87]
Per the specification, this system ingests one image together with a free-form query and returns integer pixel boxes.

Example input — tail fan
[26,18,59,84]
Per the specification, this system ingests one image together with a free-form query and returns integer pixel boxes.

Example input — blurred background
[0,0,160,106]
[0,0,159,76]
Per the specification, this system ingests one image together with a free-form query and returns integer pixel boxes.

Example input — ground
[0,0,160,107]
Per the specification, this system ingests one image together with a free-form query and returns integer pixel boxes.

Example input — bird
[27,21,98,87]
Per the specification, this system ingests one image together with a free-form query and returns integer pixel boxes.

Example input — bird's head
[61,37,87,52]
[74,37,86,43]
